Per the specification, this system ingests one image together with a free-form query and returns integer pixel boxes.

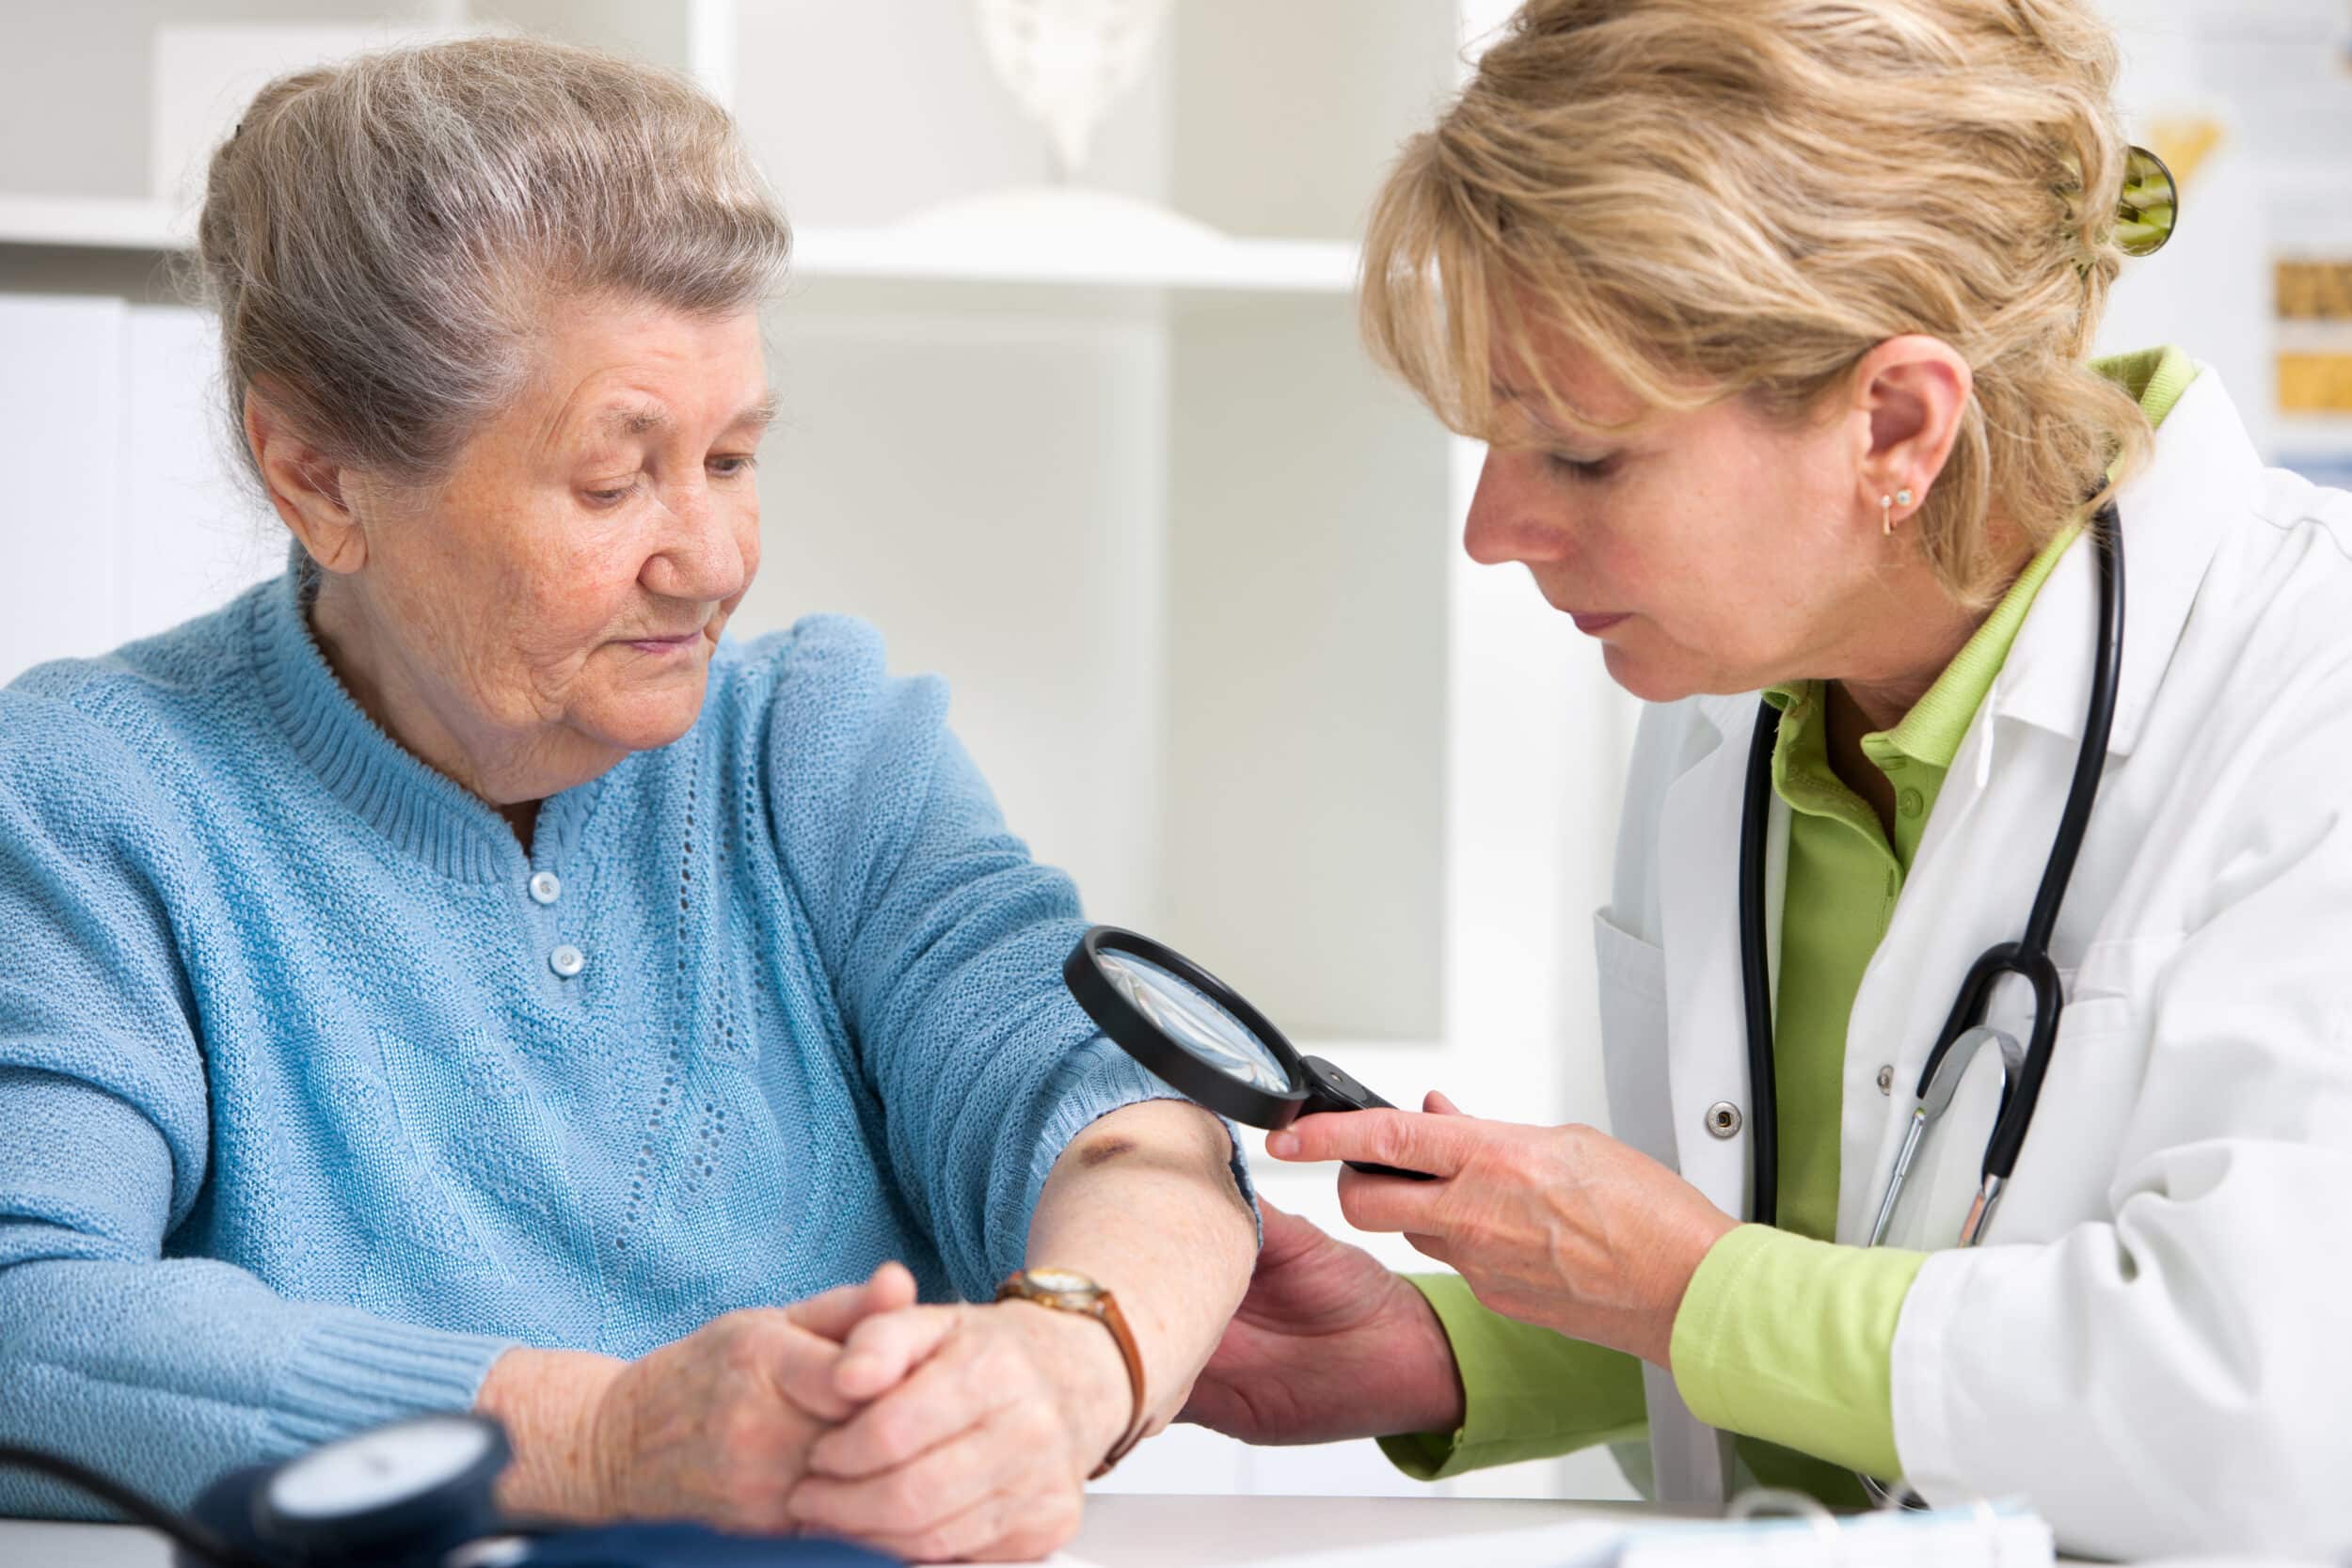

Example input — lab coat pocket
[1595,906,1676,1168]
[2010,993,2141,1233]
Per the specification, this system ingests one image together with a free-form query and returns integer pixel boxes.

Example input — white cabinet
[0,296,278,683]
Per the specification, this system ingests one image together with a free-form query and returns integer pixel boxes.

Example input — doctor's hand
[1267,1094,1740,1369]
[1179,1200,1465,1445]
[784,1297,1132,1562]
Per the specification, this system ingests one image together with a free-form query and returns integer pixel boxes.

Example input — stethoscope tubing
[1739,699,1785,1228]
[1737,504,2124,1231]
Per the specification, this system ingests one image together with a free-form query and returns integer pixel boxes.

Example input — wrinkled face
[351,297,771,777]
[1465,341,1883,703]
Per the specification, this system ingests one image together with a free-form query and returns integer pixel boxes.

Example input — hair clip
[2114,145,2177,257]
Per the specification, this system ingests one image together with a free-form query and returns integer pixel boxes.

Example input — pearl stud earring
[1882,488,1915,536]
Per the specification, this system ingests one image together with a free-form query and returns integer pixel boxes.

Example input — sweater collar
[249,562,610,883]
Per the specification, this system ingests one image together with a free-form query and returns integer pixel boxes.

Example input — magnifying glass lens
[1067,927,1436,1180]
[1097,950,1293,1095]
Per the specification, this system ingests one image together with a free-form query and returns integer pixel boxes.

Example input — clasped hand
[580,1262,1128,1561]
[1264,1092,1739,1368]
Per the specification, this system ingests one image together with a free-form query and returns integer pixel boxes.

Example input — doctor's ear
[244,383,370,578]
[1846,337,1973,528]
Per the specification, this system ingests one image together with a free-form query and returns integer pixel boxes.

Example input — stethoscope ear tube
[1867,1024,2026,1248]
[1738,700,1783,1230]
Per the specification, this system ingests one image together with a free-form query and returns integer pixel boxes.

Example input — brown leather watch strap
[996,1270,1150,1478]
[1084,1290,1149,1477]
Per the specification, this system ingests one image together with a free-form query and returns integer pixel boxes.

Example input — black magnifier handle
[1298,1056,1438,1181]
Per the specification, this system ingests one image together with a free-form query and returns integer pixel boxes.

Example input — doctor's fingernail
[1265,1132,1301,1158]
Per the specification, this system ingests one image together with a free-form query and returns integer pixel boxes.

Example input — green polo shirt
[1382,347,2199,1496]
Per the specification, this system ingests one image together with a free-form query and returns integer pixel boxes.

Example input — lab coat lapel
[1657,692,1774,1216]
[1995,368,2257,754]
[1647,692,1764,1507]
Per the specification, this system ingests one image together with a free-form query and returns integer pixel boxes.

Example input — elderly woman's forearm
[0,1256,513,1518]
[1023,1100,1259,1432]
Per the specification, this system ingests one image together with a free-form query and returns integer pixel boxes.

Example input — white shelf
[0,195,189,249]
[793,226,1355,293]
[0,193,1358,295]
[2276,319,2352,355]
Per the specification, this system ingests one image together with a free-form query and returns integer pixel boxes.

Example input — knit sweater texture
[0,568,1198,1516]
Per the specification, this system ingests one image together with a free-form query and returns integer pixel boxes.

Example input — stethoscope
[1736,504,2125,1250]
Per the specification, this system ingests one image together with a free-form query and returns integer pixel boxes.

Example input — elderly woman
[1183,0,2352,1559]
[0,38,1254,1560]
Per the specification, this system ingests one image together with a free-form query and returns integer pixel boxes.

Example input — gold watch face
[1018,1267,1100,1301]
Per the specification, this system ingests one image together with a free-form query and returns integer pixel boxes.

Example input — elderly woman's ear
[244,383,368,577]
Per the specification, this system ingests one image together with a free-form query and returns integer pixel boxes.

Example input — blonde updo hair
[193,36,792,489]
[1362,0,2153,607]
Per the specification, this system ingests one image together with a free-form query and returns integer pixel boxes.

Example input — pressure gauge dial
[257,1412,510,1558]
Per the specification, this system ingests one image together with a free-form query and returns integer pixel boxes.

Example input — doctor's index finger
[1264,1106,1482,1177]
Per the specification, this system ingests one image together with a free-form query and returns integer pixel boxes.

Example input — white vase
[972,0,1173,181]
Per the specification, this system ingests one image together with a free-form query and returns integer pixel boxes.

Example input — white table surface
[0,1495,1668,1567]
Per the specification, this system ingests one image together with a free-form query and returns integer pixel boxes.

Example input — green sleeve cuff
[1375,1274,1647,1481]
[1669,1225,1929,1481]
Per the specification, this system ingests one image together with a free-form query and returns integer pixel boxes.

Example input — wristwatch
[995,1267,1149,1478]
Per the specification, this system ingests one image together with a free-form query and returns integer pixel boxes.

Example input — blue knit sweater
[0,569,1194,1517]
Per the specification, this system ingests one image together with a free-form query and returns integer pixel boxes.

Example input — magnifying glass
[1063,926,1436,1180]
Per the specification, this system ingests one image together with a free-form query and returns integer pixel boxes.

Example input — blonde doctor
[1177,0,2352,1559]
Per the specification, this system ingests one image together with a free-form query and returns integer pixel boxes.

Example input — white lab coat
[1596,369,2352,1559]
